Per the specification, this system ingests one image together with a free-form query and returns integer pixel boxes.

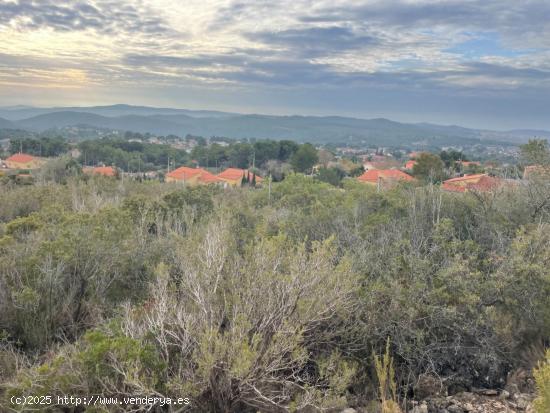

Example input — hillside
[0,104,547,147]
[1,174,548,412]
[0,116,15,129]
[0,104,236,121]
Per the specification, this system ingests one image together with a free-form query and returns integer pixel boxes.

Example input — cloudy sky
[0,0,549,129]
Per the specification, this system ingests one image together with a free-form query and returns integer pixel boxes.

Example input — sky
[0,0,550,130]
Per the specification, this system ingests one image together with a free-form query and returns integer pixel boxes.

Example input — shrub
[534,350,550,413]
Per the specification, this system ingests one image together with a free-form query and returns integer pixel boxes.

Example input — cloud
[0,0,550,128]
[248,26,379,59]
[0,0,170,35]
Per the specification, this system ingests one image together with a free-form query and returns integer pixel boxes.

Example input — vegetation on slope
[0,139,549,411]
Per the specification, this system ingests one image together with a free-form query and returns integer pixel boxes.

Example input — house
[83,166,117,177]
[442,174,506,193]
[357,169,414,186]
[5,153,45,170]
[217,168,263,186]
[442,173,487,189]
[166,166,223,185]
[405,160,417,170]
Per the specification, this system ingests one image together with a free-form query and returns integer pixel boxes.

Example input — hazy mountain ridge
[0,117,15,129]
[0,104,237,121]
[0,105,546,146]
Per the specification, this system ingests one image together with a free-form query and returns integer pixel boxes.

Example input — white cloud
[0,0,549,127]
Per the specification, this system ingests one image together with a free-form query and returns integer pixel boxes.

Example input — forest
[0,142,549,413]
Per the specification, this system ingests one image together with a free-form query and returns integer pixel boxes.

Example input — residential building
[217,168,263,186]
[442,174,508,193]
[166,166,223,185]
[441,173,487,189]
[357,169,414,186]
[4,153,45,170]
[405,160,417,170]
[83,166,117,177]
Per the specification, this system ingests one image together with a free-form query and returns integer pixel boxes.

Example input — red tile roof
[468,176,504,192]
[167,166,203,180]
[217,168,263,182]
[6,153,35,163]
[167,166,223,184]
[357,169,414,183]
[442,182,467,192]
[197,170,223,184]
[443,173,486,184]
[442,175,506,193]
[91,166,116,177]
[405,160,417,169]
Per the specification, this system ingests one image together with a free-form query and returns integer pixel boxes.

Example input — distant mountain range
[0,104,548,147]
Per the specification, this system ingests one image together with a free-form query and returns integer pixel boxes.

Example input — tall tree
[290,143,319,174]
[520,139,550,165]
[412,152,446,183]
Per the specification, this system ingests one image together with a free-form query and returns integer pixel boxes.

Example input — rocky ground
[409,389,536,413]
[340,368,539,413]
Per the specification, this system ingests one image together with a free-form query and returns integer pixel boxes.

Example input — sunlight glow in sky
[1,0,550,129]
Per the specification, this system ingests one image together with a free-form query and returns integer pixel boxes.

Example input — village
[0,139,544,195]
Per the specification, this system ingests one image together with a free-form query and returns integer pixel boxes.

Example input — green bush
[534,350,550,413]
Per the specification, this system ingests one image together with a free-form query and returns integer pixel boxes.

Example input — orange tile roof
[442,175,505,193]
[217,168,263,182]
[167,166,223,184]
[91,166,116,177]
[6,153,35,163]
[405,160,417,169]
[443,173,487,184]
[468,176,503,192]
[167,166,203,180]
[357,169,414,183]
[442,182,467,192]
[197,170,223,184]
